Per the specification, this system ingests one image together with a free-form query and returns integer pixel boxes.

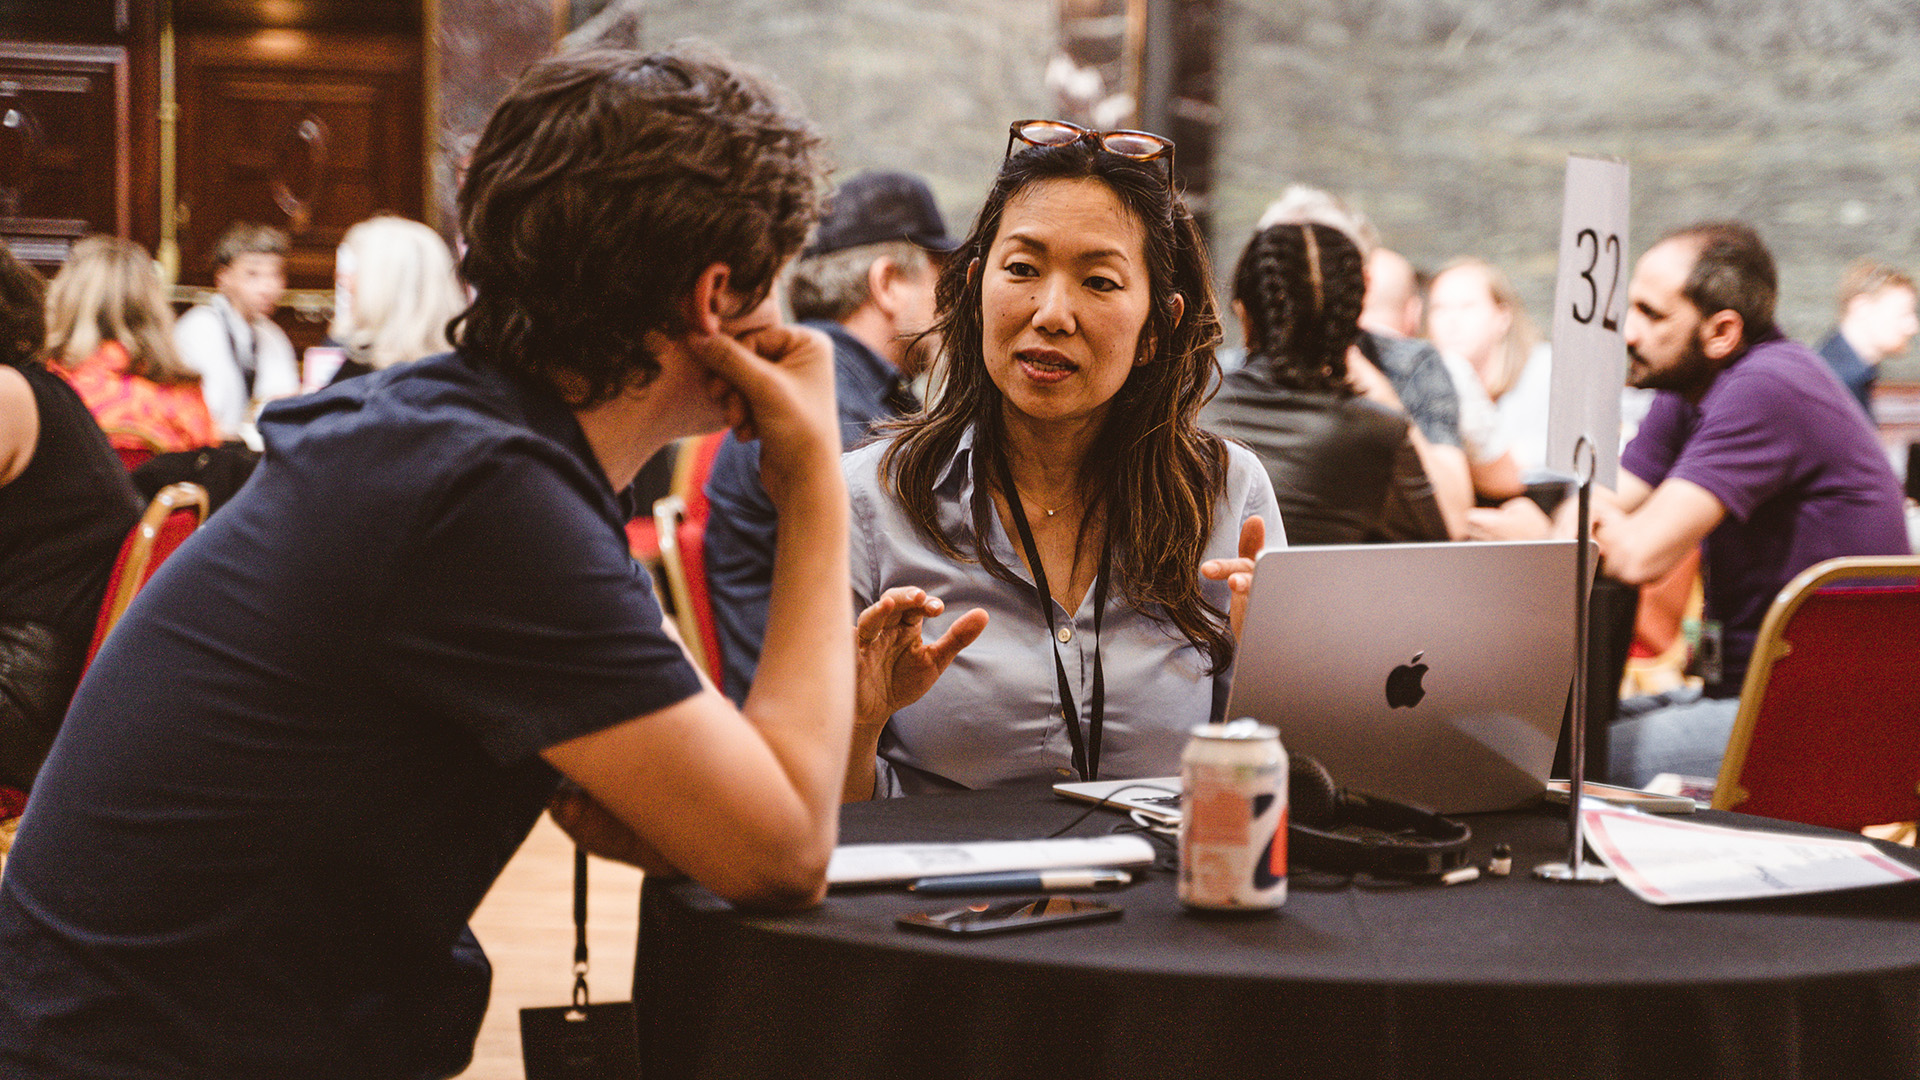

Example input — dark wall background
[1214,0,1920,376]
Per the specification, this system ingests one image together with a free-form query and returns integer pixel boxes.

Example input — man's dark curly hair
[0,245,47,369]
[452,45,824,407]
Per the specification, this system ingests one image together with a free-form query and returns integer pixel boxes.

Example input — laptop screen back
[1225,540,1584,813]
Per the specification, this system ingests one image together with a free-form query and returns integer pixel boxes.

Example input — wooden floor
[457,814,644,1080]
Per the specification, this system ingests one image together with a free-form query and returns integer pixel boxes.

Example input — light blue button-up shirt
[845,427,1284,797]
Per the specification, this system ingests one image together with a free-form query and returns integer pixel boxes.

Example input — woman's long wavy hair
[1234,222,1367,396]
[879,139,1235,673]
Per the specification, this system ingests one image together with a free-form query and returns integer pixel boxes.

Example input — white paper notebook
[1583,804,1920,905]
[827,835,1156,886]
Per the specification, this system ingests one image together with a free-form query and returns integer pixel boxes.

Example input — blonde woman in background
[1426,256,1551,474]
[325,216,465,385]
[46,236,217,464]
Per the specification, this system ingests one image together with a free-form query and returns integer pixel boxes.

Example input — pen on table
[907,868,1134,895]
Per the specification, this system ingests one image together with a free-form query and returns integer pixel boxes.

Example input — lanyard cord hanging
[571,845,591,1010]
[220,303,259,398]
[995,453,1111,782]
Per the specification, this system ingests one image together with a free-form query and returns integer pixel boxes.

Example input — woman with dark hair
[843,121,1280,799]
[1201,222,1448,546]
[0,246,143,791]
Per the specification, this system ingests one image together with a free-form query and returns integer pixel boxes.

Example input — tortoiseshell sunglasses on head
[1003,119,1176,187]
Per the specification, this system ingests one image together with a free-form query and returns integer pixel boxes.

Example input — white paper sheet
[826,835,1157,886]
[1582,804,1920,905]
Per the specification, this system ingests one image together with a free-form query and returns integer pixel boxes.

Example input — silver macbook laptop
[1224,540,1585,814]
[1054,776,1183,825]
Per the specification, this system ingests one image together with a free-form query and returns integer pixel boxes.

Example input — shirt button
[1057,626,1073,643]
[1056,767,1075,777]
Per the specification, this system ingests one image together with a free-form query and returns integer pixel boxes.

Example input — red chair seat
[626,516,660,567]
[85,482,210,670]
[1715,557,1920,831]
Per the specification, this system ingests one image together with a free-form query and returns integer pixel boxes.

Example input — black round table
[633,786,1920,1080]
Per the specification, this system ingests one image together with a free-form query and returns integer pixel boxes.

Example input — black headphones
[1289,756,1473,879]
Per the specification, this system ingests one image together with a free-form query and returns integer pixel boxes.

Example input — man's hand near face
[688,320,842,511]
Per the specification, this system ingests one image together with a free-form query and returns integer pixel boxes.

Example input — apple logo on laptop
[1385,652,1428,709]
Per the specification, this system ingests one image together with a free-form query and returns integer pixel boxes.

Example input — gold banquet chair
[1712,556,1920,832]
[85,482,211,669]
[652,432,728,686]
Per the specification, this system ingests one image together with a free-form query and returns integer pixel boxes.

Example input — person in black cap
[705,170,958,703]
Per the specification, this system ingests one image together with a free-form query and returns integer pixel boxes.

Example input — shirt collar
[809,320,907,404]
[212,293,250,331]
[933,422,978,495]
[1684,327,1791,412]
[90,340,132,373]
[471,355,615,500]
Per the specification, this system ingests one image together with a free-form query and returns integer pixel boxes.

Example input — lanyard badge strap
[996,454,1109,782]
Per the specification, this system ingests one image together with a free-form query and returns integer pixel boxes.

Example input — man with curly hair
[0,46,855,1079]
[705,169,957,703]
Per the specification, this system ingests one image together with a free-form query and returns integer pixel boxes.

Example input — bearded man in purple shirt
[1595,222,1909,787]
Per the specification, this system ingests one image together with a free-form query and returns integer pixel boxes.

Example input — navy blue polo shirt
[704,320,913,703]
[0,352,702,1079]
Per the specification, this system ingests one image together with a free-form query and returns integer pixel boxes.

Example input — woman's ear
[967,257,980,285]
[1135,292,1187,366]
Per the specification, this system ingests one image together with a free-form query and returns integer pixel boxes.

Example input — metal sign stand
[1536,436,1616,884]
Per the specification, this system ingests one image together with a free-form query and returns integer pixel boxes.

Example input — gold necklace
[1013,483,1063,518]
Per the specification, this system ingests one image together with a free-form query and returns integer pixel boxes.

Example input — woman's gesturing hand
[854,587,989,731]
[1200,514,1267,642]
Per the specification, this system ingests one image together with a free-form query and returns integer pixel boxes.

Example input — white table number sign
[1545,155,1630,489]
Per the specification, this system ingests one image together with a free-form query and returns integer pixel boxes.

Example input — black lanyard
[221,305,258,398]
[996,454,1110,781]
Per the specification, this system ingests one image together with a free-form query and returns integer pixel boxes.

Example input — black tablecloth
[634,786,1920,1080]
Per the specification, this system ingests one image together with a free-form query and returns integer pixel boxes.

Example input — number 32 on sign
[1545,155,1630,489]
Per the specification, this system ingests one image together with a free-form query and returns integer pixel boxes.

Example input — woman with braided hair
[1201,221,1448,546]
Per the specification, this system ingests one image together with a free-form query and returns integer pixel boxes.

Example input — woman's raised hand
[1200,514,1267,642]
[854,587,989,731]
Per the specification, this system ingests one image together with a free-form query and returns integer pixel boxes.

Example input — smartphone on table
[896,896,1122,936]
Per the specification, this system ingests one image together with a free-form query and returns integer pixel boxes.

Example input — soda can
[1178,718,1287,911]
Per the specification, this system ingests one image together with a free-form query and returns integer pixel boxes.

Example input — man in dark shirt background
[0,46,859,1080]
[1815,259,1918,421]
[1596,222,1908,787]
[705,170,956,702]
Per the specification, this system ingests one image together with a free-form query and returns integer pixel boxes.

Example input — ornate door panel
[0,44,130,269]
[0,0,129,38]
[177,30,421,289]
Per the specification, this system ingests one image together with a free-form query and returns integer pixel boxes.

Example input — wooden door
[176,28,423,291]
[0,43,129,271]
